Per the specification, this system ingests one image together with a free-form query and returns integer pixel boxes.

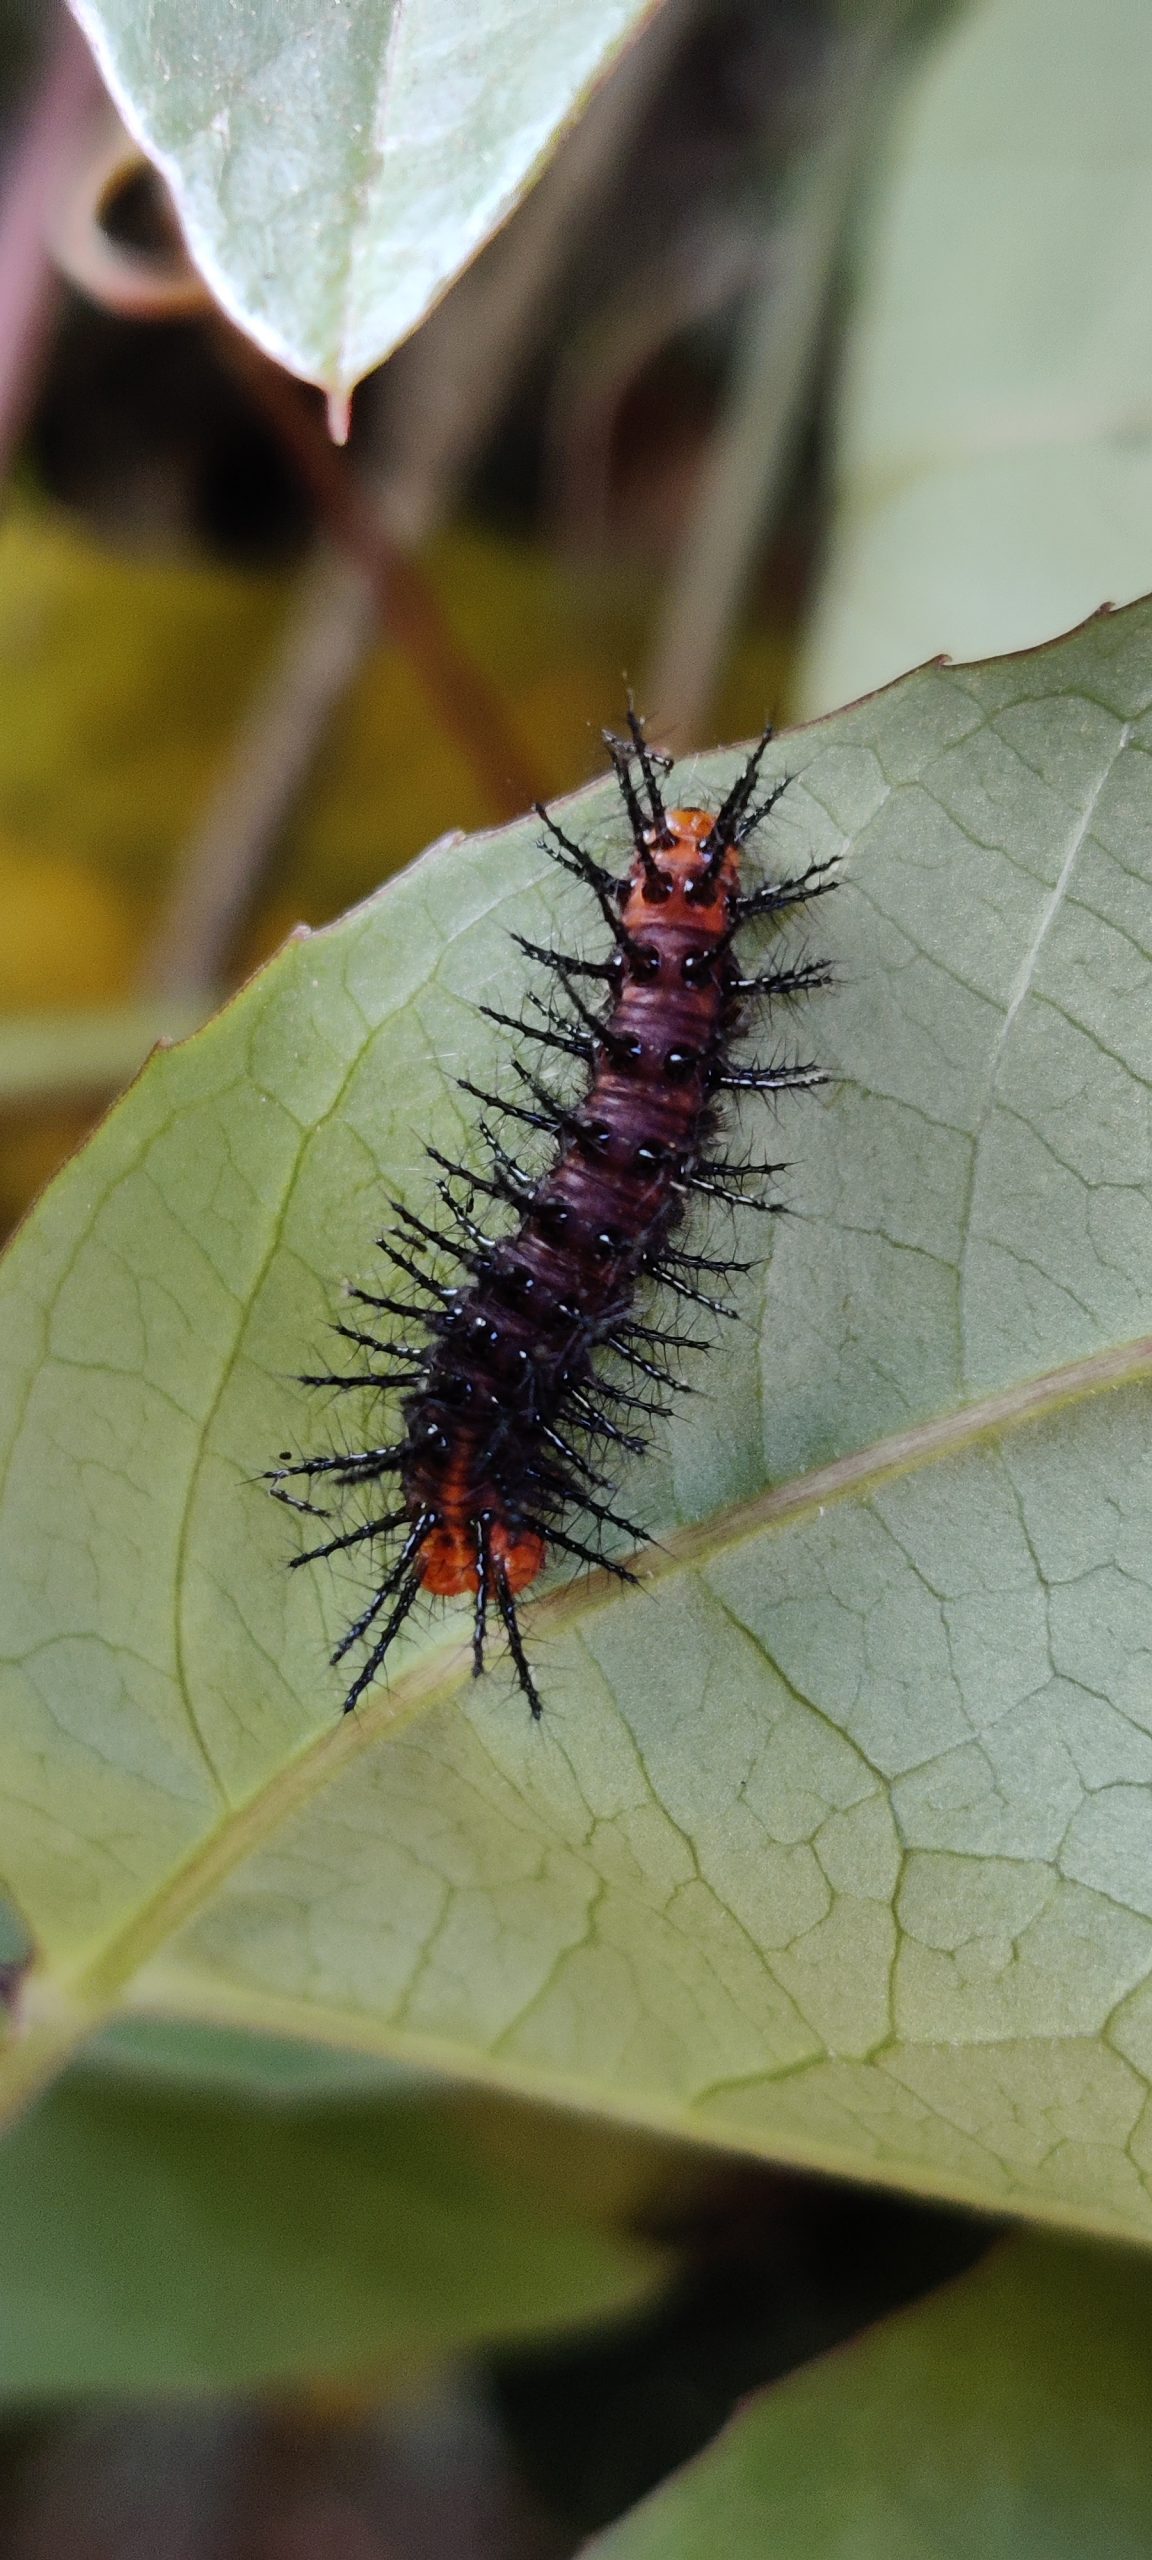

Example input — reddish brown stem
[220,330,544,823]
[0,8,102,482]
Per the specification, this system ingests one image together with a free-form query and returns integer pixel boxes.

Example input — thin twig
[220,329,544,821]
[373,0,691,543]
[642,24,890,748]
[140,548,375,997]
[0,7,102,483]
[546,223,757,562]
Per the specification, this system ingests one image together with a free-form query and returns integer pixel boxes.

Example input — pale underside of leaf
[4,598,1152,2244]
[66,0,667,391]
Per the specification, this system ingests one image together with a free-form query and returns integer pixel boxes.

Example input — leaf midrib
[0,1316,1141,2132]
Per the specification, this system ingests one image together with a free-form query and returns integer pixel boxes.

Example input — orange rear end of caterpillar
[417,1515,546,1600]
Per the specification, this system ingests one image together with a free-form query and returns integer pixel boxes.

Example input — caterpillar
[269,710,834,1719]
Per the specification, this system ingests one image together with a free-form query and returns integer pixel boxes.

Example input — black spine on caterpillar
[268,709,835,1718]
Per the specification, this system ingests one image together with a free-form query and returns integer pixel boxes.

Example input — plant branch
[220,330,544,822]
[643,23,890,746]
[0,7,102,483]
[140,550,375,998]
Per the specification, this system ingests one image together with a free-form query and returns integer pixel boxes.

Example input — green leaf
[582,2235,1152,2558]
[4,599,1152,2242]
[0,2075,651,2396]
[801,0,1152,711]
[68,0,666,395]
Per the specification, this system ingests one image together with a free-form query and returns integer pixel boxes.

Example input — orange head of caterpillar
[624,807,739,930]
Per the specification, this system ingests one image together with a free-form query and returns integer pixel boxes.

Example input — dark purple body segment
[269,719,832,1718]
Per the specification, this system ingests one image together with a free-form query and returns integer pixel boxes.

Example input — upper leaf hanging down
[66,0,667,395]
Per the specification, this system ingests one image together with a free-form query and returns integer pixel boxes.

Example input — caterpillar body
[270,712,833,1718]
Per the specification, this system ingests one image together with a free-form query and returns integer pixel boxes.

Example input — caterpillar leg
[494,1566,544,1720]
[473,1517,491,1680]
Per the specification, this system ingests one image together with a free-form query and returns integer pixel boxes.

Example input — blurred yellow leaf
[0,851,137,1008]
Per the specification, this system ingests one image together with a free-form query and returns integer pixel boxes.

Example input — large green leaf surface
[0,2074,650,2395]
[4,601,1152,2236]
[66,0,664,394]
[584,2235,1152,2559]
[801,0,1152,712]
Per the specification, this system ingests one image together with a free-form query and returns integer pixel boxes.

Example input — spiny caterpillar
[269,711,834,1718]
